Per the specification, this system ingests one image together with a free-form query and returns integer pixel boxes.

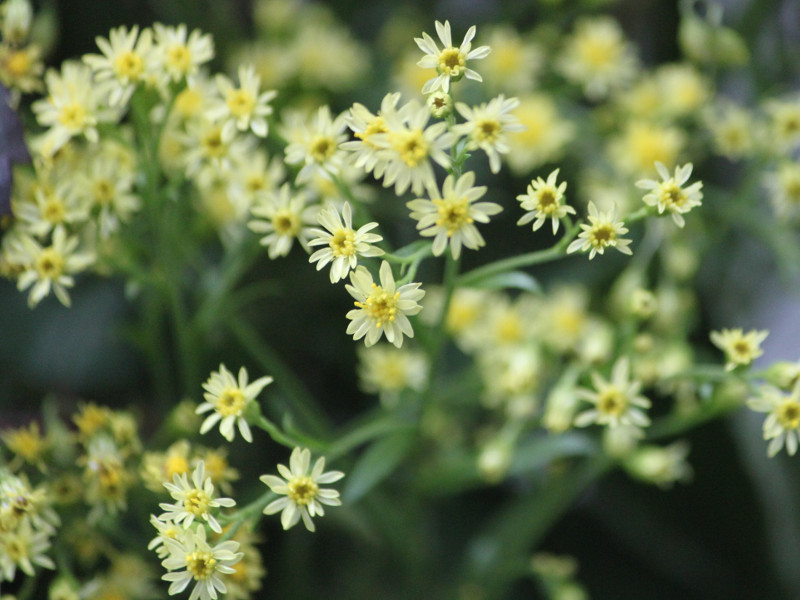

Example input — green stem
[219,487,278,542]
[251,412,318,450]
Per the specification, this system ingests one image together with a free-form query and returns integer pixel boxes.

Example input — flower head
[406,171,501,259]
[260,447,344,532]
[415,20,491,94]
[636,161,703,227]
[345,260,425,348]
[516,168,575,234]
[159,461,236,534]
[207,64,277,142]
[83,25,155,106]
[710,328,768,371]
[153,23,214,82]
[372,97,453,197]
[453,95,524,173]
[282,105,349,183]
[160,523,243,600]
[197,364,273,443]
[748,383,800,457]
[574,358,651,429]
[12,226,95,307]
[308,202,384,283]
[248,183,316,259]
[567,201,632,259]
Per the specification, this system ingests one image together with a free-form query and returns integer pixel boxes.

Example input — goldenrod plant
[1,0,799,598]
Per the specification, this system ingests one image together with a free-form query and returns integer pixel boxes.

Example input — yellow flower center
[175,88,203,118]
[576,35,619,69]
[732,340,755,361]
[660,182,687,209]
[226,89,255,118]
[183,489,211,516]
[354,116,387,146]
[537,188,558,213]
[5,49,31,77]
[93,179,115,205]
[3,535,26,561]
[272,209,300,236]
[201,128,227,158]
[186,551,216,580]
[438,47,465,77]
[589,223,616,248]
[474,118,501,144]
[287,476,318,506]
[777,400,800,430]
[42,197,66,223]
[597,387,628,416]
[114,51,144,80]
[433,196,472,236]
[4,425,45,462]
[215,388,245,417]
[309,135,337,163]
[330,228,356,257]
[166,45,192,73]
[389,129,429,167]
[164,455,190,480]
[58,103,87,130]
[35,248,64,279]
[357,283,399,328]
[495,313,523,345]
[245,175,267,194]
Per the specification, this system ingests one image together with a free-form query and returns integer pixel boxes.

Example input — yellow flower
[414,20,491,94]
[345,261,425,348]
[516,168,575,234]
[710,328,768,371]
[260,447,344,532]
[748,383,800,457]
[197,364,273,443]
[567,201,632,259]
[636,162,703,228]
[574,358,651,429]
[407,171,501,259]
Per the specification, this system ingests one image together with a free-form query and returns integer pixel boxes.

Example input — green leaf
[392,240,432,259]
[342,430,415,504]
[466,270,541,293]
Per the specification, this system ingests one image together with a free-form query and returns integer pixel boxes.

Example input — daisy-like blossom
[153,23,214,82]
[747,383,800,457]
[710,328,768,371]
[357,344,428,408]
[75,153,140,238]
[260,447,344,532]
[248,183,316,259]
[197,364,273,443]
[13,226,95,308]
[308,201,384,283]
[160,523,242,600]
[283,105,349,183]
[346,260,425,348]
[406,171,502,259]
[636,161,703,227]
[82,25,155,106]
[453,95,525,173]
[0,518,55,582]
[341,93,400,176]
[557,16,639,101]
[207,64,277,142]
[159,461,235,534]
[516,168,576,234]
[566,201,632,259]
[764,161,800,221]
[415,20,491,94]
[372,98,453,197]
[574,358,651,429]
[32,61,117,155]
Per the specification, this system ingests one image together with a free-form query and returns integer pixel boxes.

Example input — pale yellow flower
[636,162,703,228]
[567,202,632,259]
[516,168,575,234]
[414,20,490,94]
[345,260,425,348]
[710,328,768,371]
[260,447,344,532]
